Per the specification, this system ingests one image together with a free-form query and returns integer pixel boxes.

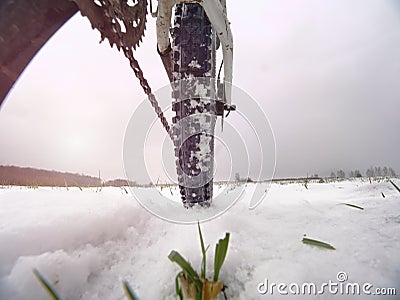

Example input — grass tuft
[168,250,202,292]
[339,203,364,210]
[169,224,230,299]
[389,179,400,193]
[198,222,207,279]
[122,281,139,300]
[33,269,61,300]
[302,237,336,250]
[213,233,230,282]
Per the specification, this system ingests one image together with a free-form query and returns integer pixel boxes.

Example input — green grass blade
[175,272,183,300]
[389,179,400,193]
[122,281,139,300]
[168,250,202,292]
[198,222,206,279]
[302,237,336,250]
[33,269,61,300]
[213,232,230,282]
[340,203,364,210]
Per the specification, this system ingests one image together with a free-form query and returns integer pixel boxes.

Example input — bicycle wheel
[171,3,216,207]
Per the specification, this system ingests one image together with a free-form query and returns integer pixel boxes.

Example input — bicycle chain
[74,0,172,139]
[123,47,173,140]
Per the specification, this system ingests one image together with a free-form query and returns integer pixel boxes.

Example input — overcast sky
[1,0,400,182]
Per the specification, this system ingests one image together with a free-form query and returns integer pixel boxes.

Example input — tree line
[0,165,101,186]
[330,166,397,179]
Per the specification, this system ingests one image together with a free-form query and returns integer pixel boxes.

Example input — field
[0,178,399,299]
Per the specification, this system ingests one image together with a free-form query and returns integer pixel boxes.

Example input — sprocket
[72,0,147,50]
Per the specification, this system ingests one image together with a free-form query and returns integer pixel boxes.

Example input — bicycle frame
[155,0,233,105]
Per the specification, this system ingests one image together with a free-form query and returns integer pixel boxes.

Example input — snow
[194,83,208,98]
[0,179,399,299]
[188,60,201,69]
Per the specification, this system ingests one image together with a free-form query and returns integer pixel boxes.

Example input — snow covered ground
[0,179,399,299]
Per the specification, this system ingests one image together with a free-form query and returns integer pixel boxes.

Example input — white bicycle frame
[155,0,233,105]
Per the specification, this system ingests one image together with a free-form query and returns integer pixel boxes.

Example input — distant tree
[103,179,136,187]
[337,170,345,178]
[235,172,241,182]
[349,170,362,178]
[330,172,336,178]
[366,167,375,178]
[366,166,396,178]
[375,166,382,177]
